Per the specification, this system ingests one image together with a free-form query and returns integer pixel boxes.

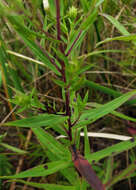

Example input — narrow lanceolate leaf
[85,80,136,105]
[76,90,136,127]
[80,8,98,31]
[84,127,91,158]
[32,127,70,159]
[7,16,60,75]
[8,180,76,190]
[4,114,67,128]
[0,161,70,179]
[65,8,98,56]
[101,13,136,46]
[0,35,12,98]
[96,35,136,47]
[71,145,105,190]
[88,102,136,122]
[88,138,136,163]
[95,0,105,7]
[106,162,136,188]
[102,14,130,35]
[0,143,27,154]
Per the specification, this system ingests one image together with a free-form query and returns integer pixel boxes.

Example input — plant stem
[55,0,72,141]
[66,30,82,57]
[55,0,64,53]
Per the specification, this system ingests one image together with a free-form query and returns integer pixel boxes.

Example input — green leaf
[96,35,136,47]
[96,0,105,7]
[76,90,136,127]
[0,161,71,179]
[88,102,136,122]
[102,13,130,35]
[84,127,91,158]
[53,79,66,87]
[48,0,64,17]
[65,30,85,55]
[65,8,98,55]
[76,64,94,75]
[0,70,2,87]
[7,16,60,75]
[8,180,76,190]
[60,167,78,185]
[106,162,136,188]
[97,34,136,46]
[111,111,136,122]
[0,154,12,176]
[44,143,77,185]
[8,67,23,92]
[48,0,56,17]
[52,47,69,66]
[0,143,27,154]
[0,133,7,143]
[88,138,136,162]
[83,91,89,104]
[0,35,12,98]
[60,0,64,17]
[80,8,98,31]
[80,0,89,12]
[79,49,125,59]
[85,80,136,105]
[104,157,113,184]
[32,127,70,159]
[4,114,67,128]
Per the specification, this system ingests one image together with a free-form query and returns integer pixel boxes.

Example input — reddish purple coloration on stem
[126,121,136,136]
[66,30,82,56]
[71,145,105,190]
[127,126,136,136]
[55,0,72,141]
[55,0,61,41]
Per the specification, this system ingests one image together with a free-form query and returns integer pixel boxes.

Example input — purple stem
[55,0,72,141]
[66,30,82,57]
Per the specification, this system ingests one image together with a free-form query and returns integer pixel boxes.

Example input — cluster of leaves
[0,0,136,189]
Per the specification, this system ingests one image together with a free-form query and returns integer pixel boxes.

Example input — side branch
[66,30,82,56]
